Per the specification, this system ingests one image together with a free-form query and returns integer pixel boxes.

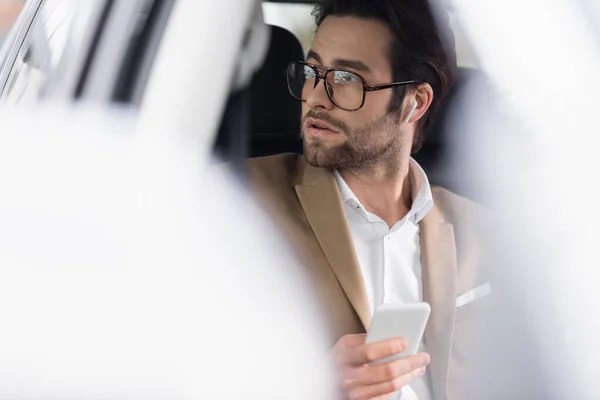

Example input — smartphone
[365,302,431,365]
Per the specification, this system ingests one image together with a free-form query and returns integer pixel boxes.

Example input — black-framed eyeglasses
[286,61,417,112]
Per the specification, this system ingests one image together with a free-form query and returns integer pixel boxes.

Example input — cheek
[346,106,386,134]
[340,115,363,133]
[362,91,393,116]
[301,103,310,118]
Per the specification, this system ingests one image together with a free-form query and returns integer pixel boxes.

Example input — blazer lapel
[420,204,457,400]
[294,161,371,329]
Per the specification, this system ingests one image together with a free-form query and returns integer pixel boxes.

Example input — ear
[404,83,434,124]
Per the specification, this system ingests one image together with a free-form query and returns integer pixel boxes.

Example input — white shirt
[334,158,434,400]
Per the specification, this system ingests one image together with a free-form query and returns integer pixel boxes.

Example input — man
[245,1,492,399]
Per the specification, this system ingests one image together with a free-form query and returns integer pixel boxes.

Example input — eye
[303,65,316,79]
[333,70,360,84]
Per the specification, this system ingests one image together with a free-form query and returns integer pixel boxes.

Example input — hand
[331,334,430,400]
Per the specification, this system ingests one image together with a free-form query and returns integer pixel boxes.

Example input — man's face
[301,16,413,170]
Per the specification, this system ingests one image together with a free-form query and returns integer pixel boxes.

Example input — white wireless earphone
[404,98,418,123]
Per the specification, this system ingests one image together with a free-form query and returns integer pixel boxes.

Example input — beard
[301,109,406,170]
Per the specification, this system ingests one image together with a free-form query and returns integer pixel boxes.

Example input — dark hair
[312,0,456,153]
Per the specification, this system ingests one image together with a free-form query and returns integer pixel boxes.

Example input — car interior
[1,0,490,202]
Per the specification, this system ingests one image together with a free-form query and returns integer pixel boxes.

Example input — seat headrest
[215,25,304,161]
[249,25,304,157]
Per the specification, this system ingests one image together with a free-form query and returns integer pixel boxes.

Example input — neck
[339,159,412,228]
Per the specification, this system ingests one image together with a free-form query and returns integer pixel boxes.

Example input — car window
[111,0,176,105]
[2,0,81,105]
[262,2,314,56]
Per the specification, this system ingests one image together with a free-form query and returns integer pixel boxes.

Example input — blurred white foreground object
[0,105,334,399]
[440,0,600,398]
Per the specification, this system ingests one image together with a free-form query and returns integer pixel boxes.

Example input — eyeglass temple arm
[366,80,417,92]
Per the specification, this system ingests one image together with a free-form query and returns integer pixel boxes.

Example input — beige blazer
[244,153,493,400]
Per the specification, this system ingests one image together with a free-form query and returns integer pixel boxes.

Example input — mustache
[301,111,350,133]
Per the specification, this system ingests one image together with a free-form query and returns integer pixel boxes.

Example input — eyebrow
[306,50,371,73]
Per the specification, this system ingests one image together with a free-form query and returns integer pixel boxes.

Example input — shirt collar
[408,158,434,223]
[334,158,433,224]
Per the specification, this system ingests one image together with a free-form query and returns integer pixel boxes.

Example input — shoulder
[245,153,306,189]
[213,153,304,186]
[246,153,303,176]
[431,186,491,224]
[431,186,497,276]
[246,153,302,168]
[430,186,495,258]
[429,188,498,298]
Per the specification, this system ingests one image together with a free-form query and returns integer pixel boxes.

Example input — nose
[305,78,335,111]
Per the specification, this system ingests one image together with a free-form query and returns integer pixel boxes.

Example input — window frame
[0,0,113,102]
[76,0,175,106]
[0,0,44,97]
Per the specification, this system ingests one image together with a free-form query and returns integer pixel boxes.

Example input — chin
[302,137,356,169]
[302,145,329,168]
[304,155,335,169]
[302,147,342,169]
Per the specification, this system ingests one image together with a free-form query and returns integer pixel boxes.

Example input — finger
[335,334,367,349]
[345,353,430,387]
[347,365,427,400]
[340,337,407,366]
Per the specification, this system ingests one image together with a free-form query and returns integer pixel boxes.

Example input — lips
[304,117,340,134]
